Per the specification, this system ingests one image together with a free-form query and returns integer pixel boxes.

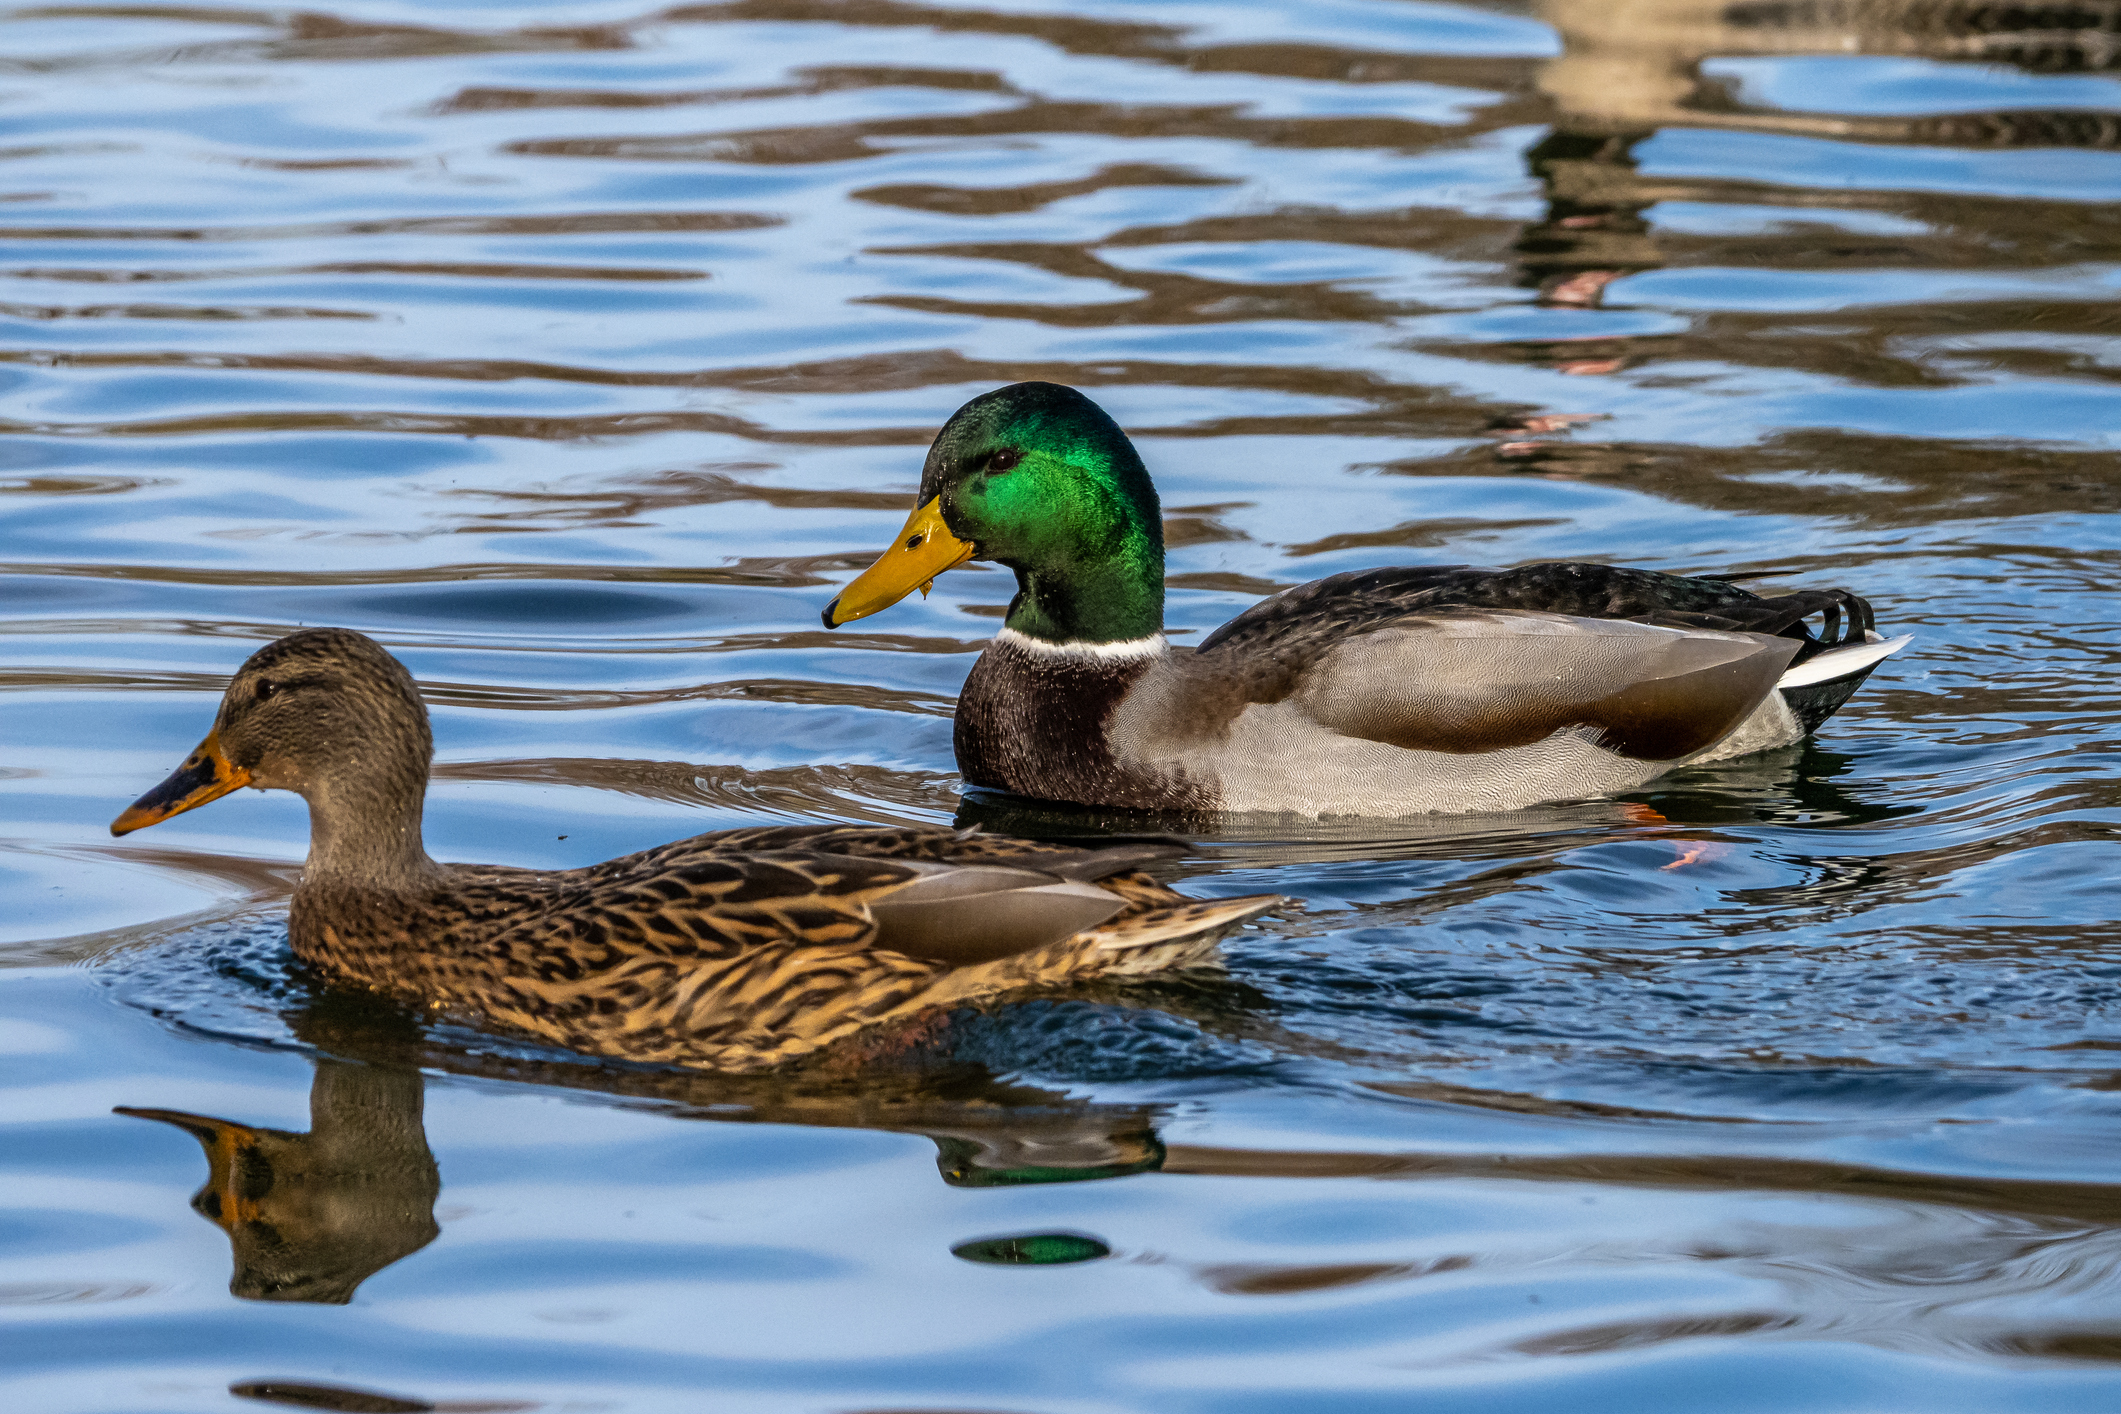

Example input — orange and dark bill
[821,497,975,628]
[110,730,251,837]
[112,1105,270,1228]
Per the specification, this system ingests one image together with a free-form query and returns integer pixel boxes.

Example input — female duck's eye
[987,448,1022,473]
[256,680,278,701]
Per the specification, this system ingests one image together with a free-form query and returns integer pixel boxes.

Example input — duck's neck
[1001,530,1164,648]
[301,764,441,891]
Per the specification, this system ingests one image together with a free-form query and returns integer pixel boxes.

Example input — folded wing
[1295,611,1800,761]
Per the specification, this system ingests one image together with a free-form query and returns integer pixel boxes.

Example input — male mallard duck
[110,628,1280,1071]
[823,382,1909,816]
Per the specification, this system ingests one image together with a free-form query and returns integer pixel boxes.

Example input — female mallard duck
[823,382,1909,817]
[109,628,1280,1071]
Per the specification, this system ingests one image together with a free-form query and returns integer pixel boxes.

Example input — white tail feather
[1777,633,1912,689]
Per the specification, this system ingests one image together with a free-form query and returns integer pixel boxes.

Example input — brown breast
[953,636,1213,811]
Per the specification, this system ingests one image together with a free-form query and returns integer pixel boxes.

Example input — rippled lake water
[6,0,2121,1409]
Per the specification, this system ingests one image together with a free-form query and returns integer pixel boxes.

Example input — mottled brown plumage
[110,628,1282,1072]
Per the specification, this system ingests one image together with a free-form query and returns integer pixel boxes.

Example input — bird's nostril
[906,534,924,549]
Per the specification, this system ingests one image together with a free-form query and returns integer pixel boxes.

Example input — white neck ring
[994,626,1167,662]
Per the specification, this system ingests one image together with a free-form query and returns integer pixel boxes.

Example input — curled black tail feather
[1725,587,1875,658]
[1628,588,1872,663]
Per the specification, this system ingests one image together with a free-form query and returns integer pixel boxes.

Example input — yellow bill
[821,496,976,628]
[111,729,252,836]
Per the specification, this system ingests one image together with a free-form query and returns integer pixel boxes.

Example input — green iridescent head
[823,383,1166,645]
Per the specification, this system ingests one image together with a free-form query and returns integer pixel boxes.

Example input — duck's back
[1197,563,1872,661]
[294,834,951,1066]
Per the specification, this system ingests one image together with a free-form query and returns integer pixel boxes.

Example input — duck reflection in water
[118,1040,2121,1357]
[117,999,1165,1303]
[118,1061,439,1305]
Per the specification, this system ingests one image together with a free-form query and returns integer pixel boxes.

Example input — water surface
[5,1,2121,1410]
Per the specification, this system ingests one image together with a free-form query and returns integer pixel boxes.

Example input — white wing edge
[1776,632,1913,689]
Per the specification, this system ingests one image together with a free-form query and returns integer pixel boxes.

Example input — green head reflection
[951,1232,1114,1266]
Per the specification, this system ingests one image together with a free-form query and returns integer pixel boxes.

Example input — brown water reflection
[120,1063,442,1306]
[1519,0,2121,344]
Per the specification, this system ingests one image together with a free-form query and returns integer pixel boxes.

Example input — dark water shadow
[955,738,1912,867]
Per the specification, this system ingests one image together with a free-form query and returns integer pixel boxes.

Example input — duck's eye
[255,680,278,701]
[987,448,1022,473]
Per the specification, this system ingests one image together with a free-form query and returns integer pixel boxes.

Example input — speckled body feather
[292,823,1275,1072]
